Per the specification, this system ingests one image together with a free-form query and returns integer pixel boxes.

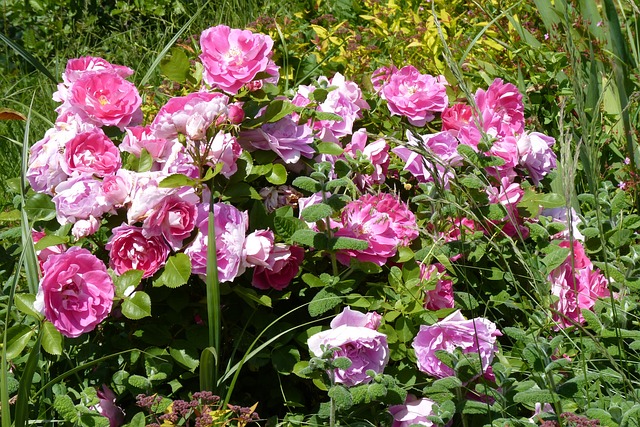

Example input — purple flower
[389,395,437,427]
[239,115,314,163]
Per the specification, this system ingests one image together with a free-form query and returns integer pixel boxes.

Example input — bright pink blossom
[474,78,524,137]
[243,229,275,268]
[120,126,171,161]
[142,192,199,250]
[420,263,455,311]
[199,25,277,94]
[412,310,501,378]
[252,244,304,291]
[330,306,382,330]
[63,128,121,177]
[106,224,170,278]
[343,129,390,188]
[34,246,114,338]
[239,115,315,164]
[442,103,473,134]
[382,65,448,127]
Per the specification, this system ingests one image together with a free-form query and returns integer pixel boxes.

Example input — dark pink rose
[474,78,524,137]
[442,103,473,133]
[34,246,113,338]
[106,224,170,278]
[143,193,199,250]
[420,263,455,311]
[95,385,125,427]
[252,245,304,291]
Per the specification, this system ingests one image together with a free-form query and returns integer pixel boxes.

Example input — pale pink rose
[239,115,315,164]
[120,126,171,160]
[67,71,142,129]
[389,395,436,427]
[420,263,455,311]
[32,230,66,272]
[184,203,248,282]
[34,246,113,338]
[330,306,382,330]
[442,103,473,134]
[371,65,397,94]
[307,320,389,387]
[474,78,524,137]
[52,175,112,225]
[95,385,125,427]
[516,131,557,184]
[199,25,277,94]
[102,170,132,208]
[243,229,274,268]
[382,65,448,127]
[72,216,101,239]
[252,245,304,291]
[151,91,229,141]
[343,129,390,188]
[412,310,502,378]
[142,191,199,250]
[204,131,243,178]
[106,224,170,278]
[159,141,200,178]
[63,128,121,177]
[125,171,174,224]
[550,240,610,329]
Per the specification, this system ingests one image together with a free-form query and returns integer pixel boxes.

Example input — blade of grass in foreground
[0,32,57,84]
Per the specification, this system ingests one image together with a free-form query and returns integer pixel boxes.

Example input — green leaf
[24,193,56,222]
[328,385,353,411]
[608,229,632,249]
[313,112,343,122]
[33,234,67,251]
[125,412,146,427]
[301,203,333,222]
[541,247,570,274]
[328,236,368,251]
[199,347,217,392]
[316,142,344,155]
[262,100,296,123]
[232,286,272,307]
[170,343,200,371]
[138,148,153,172]
[396,246,414,263]
[4,325,34,360]
[127,375,152,390]
[292,176,322,193]
[114,269,143,298]
[302,273,326,288]
[41,321,63,355]
[460,174,486,189]
[308,288,342,317]
[274,216,308,240]
[14,293,43,320]
[513,389,555,404]
[153,254,191,288]
[122,291,152,320]
[54,395,77,423]
[272,346,301,375]
[291,229,328,250]
[267,163,288,185]
[158,173,197,188]
[160,47,190,83]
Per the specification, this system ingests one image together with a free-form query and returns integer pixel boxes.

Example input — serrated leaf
[308,288,341,316]
[513,389,555,404]
[301,203,333,222]
[267,163,287,185]
[608,229,632,249]
[114,269,143,297]
[153,254,191,288]
[122,291,152,320]
[316,142,344,155]
[42,321,63,355]
[302,273,326,288]
[24,193,56,222]
[325,178,350,191]
[291,229,328,250]
[160,47,190,83]
[263,100,296,123]
[54,395,77,423]
[4,325,34,360]
[127,374,152,390]
[313,112,343,122]
[328,236,368,251]
[328,385,353,410]
[14,293,43,319]
[274,216,308,240]
[460,175,485,189]
[541,247,570,274]
[158,173,196,188]
[292,176,322,193]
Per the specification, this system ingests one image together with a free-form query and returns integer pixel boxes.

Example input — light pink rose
[308,314,389,387]
[330,306,382,330]
[389,395,436,427]
[550,240,610,329]
[102,170,132,208]
[52,175,112,225]
[95,385,125,427]
[541,207,584,241]
[474,78,524,137]
[412,310,502,378]
[393,130,460,186]
[68,71,142,129]
[106,224,170,278]
[63,128,121,177]
[120,126,171,160]
[239,115,315,164]
[204,131,243,178]
[252,244,304,291]
[34,246,113,338]
[125,171,174,224]
[32,230,66,272]
[71,216,101,240]
[199,25,277,94]
[184,203,248,282]
[142,191,199,250]
[243,229,274,268]
[343,129,390,189]
[516,131,557,184]
[382,65,448,127]
[420,263,455,311]
[371,65,397,94]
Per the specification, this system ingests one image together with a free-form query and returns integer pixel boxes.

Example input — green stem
[205,189,221,391]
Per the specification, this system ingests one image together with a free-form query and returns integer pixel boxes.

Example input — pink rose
[68,71,142,129]
[252,244,304,291]
[516,131,557,184]
[106,224,170,278]
[199,25,277,94]
[330,306,382,330]
[102,170,132,207]
[204,131,243,178]
[62,57,133,85]
[382,65,448,126]
[343,129,390,189]
[142,192,199,250]
[412,310,502,378]
[371,65,397,94]
[63,128,121,177]
[420,263,455,311]
[34,246,113,338]
[389,395,436,427]
[52,175,112,225]
[120,126,171,160]
[243,229,274,268]
[32,230,66,272]
[239,115,315,164]
[308,313,389,387]
[474,78,524,137]
[95,385,125,427]
[442,103,473,134]
[71,216,101,239]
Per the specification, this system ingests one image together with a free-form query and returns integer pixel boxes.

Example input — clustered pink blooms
[419,263,455,312]
[307,307,388,387]
[334,193,418,266]
[34,247,114,338]
[412,310,502,379]
[549,240,610,329]
[239,115,315,164]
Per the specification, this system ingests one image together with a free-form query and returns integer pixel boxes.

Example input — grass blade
[14,326,42,427]
[0,32,57,84]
